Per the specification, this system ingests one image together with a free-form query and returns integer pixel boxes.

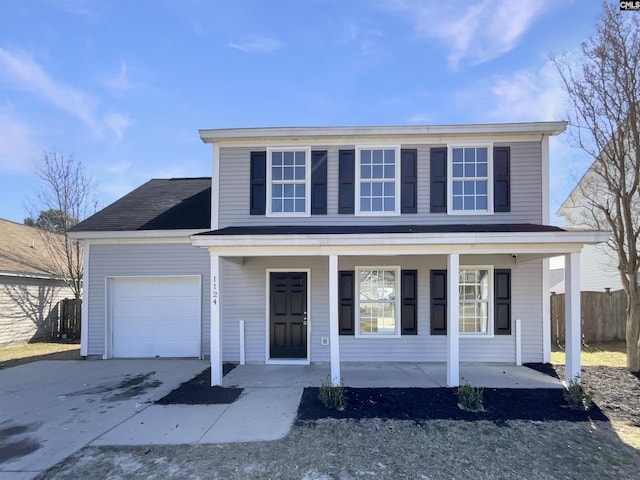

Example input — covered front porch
[222,362,562,389]
[192,224,609,388]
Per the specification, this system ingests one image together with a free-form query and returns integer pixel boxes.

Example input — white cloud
[0,48,100,129]
[453,60,567,123]
[228,35,283,53]
[47,0,99,17]
[0,48,132,142]
[103,62,135,93]
[390,0,550,68]
[0,112,40,173]
[103,111,133,142]
[488,62,567,122]
[344,23,385,57]
[105,160,131,175]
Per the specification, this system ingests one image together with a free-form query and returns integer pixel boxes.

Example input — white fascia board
[199,122,567,145]
[69,229,208,244]
[190,230,610,255]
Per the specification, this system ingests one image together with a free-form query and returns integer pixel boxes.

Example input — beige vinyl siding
[218,142,543,228]
[0,276,73,347]
[219,254,544,364]
[86,243,210,356]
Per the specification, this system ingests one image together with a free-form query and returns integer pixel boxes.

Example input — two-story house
[68,123,609,387]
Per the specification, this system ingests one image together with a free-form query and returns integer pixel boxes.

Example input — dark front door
[270,272,307,359]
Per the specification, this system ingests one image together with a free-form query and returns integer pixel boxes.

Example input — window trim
[459,265,494,338]
[355,265,401,338]
[447,143,494,215]
[266,146,312,217]
[355,145,401,216]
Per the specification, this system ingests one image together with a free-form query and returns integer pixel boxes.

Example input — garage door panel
[110,277,201,358]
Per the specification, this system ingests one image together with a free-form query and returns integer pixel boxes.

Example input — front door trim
[265,268,311,364]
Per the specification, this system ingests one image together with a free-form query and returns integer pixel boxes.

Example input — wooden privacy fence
[551,289,627,344]
[55,298,81,340]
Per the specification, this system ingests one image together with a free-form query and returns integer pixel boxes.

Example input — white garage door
[110,276,201,358]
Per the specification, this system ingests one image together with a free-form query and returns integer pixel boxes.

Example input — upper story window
[267,147,311,216]
[448,145,493,214]
[356,147,401,215]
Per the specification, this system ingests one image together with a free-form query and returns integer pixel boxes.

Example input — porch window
[267,148,311,216]
[459,267,492,334]
[356,267,400,336]
[448,145,492,214]
[356,147,400,215]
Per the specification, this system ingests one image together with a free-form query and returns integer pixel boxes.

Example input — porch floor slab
[222,363,563,389]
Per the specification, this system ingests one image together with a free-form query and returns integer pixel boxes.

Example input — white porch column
[447,253,460,387]
[328,254,341,385]
[565,252,581,383]
[210,252,223,386]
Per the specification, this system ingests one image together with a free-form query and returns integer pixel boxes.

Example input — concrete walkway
[0,359,561,479]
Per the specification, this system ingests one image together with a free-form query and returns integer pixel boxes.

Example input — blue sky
[0,0,604,225]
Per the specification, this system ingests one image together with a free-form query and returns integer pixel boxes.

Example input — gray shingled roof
[70,178,211,232]
[196,224,565,236]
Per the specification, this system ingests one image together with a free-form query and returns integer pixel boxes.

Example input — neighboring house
[549,244,624,294]
[0,218,74,347]
[68,123,609,386]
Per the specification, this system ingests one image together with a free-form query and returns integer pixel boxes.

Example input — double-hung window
[459,267,493,335]
[356,266,400,336]
[449,145,492,214]
[267,147,311,216]
[356,147,400,215]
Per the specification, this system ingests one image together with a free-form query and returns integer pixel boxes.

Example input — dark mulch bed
[156,364,242,405]
[297,364,640,424]
[296,387,607,423]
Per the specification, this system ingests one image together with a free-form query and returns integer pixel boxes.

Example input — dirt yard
[37,364,640,480]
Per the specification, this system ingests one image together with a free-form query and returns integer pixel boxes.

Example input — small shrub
[318,376,346,411]
[457,378,484,412]
[564,376,594,411]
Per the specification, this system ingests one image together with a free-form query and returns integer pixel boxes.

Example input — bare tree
[553,1,640,371]
[27,150,97,300]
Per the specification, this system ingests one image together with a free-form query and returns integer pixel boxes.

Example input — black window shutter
[311,150,328,215]
[493,146,511,212]
[401,149,418,214]
[401,270,418,335]
[339,271,355,335]
[338,149,355,214]
[430,270,447,335]
[494,269,511,335]
[430,147,447,213]
[250,151,266,215]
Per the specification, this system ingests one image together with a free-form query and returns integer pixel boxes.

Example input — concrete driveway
[0,359,208,479]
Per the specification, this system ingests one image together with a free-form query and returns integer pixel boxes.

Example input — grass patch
[551,341,626,367]
[0,341,81,369]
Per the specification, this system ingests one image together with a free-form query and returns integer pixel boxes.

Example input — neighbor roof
[69,178,211,232]
[0,218,62,276]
